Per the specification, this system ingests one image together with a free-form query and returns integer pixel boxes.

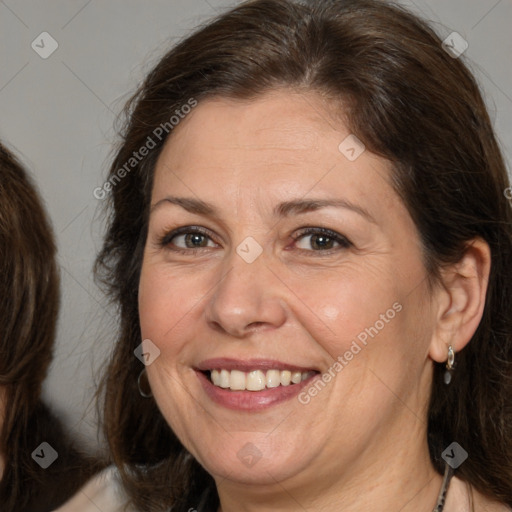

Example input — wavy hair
[95,1,512,510]
[0,142,103,511]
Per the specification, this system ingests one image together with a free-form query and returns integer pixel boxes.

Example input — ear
[429,238,491,364]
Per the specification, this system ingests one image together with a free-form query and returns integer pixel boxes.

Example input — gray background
[0,0,510,453]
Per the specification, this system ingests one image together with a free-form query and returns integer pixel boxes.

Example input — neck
[215,418,443,512]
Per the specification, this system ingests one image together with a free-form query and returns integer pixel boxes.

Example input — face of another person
[138,90,440,489]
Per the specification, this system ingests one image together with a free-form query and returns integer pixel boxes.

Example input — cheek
[287,269,403,352]
[298,281,431,427]
[286,259,431,396]
[138,261,208,350]
[138,264,205,422]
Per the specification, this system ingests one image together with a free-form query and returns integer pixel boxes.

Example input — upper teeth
[209,369,314,391]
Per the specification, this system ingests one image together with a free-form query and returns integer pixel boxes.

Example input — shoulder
[53,466,137,512]
[447,476,511,512]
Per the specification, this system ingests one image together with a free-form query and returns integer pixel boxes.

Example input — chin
[202,454,305,486]
[189,431,313,486]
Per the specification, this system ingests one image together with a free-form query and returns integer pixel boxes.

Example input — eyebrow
[150,196,376,223]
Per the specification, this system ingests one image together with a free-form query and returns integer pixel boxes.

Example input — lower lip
[196,371,319,411]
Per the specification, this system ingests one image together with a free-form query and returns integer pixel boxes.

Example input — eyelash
[158,226,352,256]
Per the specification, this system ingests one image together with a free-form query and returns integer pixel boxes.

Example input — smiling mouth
[204,369,319,391]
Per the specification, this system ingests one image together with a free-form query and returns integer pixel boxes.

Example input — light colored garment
[446,476,511,512]
[54,466,137,512]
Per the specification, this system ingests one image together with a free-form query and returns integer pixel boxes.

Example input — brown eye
[160,226,218,253]
[293,227,352,253]
[176,233,210,249]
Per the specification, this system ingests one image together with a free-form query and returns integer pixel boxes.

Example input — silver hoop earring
[444,345,455,385]
[138,368,153,398]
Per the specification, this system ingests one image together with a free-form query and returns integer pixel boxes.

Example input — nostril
[248,322,265,329]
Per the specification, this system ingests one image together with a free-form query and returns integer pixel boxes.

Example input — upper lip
[196,358,319,373]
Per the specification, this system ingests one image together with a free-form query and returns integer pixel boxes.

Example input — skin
[139,89,491,511]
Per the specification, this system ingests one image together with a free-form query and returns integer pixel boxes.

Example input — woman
[95,0,512,510]
[0,142,103,511]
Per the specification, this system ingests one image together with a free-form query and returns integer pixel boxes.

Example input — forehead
[152,90,394,210]
[160,90,341,155]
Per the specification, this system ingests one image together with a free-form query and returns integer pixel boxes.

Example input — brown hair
[95,0,512,510]
[0,142,103,511]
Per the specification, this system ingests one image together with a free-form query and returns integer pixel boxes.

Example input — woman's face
[139,90,438,491]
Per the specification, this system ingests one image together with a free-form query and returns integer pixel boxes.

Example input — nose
[204,249,288,338]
